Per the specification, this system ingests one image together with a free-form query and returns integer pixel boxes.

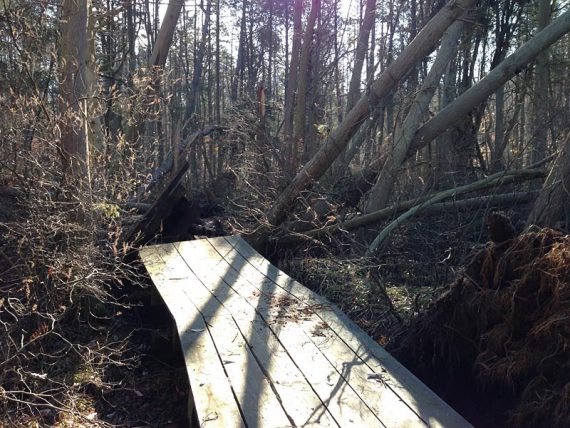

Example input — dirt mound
[389,228,570,427]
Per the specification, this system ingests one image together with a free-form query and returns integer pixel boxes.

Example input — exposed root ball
[389,228,570,427]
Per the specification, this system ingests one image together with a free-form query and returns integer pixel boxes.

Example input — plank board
[176,240,377,427]
[140,236,472,428]
[219,236,469,428]
[140,246,245,427]
[178,240,418,427]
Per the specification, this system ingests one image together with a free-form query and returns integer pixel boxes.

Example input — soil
[388,227,570,428]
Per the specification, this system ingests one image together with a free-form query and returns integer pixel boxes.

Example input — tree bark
[530,0,552,164]
[60,0,89,179]
[186,0,212,127]
[283,0,303,157]
[248,0,477,248]
[231,0,247,101]
[149,0,184,68]
[291,0,320,171]
[410,9,570,156]
[364,18,465,214]
[527,134,570,228]
[346,0,376,113]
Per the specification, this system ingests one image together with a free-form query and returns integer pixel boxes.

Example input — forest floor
[2,184,568,427]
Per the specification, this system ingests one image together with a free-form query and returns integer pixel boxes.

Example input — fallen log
[124,161,193,244]
[366,169,546,255]
[273,169,545,246]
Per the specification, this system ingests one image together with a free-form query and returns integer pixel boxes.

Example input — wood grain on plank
[217,236,471,428]
[175,240,340,427]
[178,240,382,426]
[139,245,245,427]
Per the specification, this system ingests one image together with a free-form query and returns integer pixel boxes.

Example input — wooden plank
[139,245,245,427]
[177,241,382,427]
[149,244,293,428]
[174,241,340,427]
[204,315,295,428]
[192,239,425,427]
[141,237,471,427]
[215,236,472,428]
[178,240,381,426]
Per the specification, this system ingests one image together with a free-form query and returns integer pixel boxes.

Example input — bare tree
[249,0,477,246]
[59,0,90,180]
[364,18,466,213]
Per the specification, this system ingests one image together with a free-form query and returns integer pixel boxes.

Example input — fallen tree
[289,9,570,233]
[249,0,478,248]
[409,8,570,156]
[274,168,546,246]
[366,168,546,255]
[132,125,225,202]
[389,227,570,428]
[364,17,466,213]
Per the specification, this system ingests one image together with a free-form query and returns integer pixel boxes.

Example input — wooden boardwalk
[140,236,471,427]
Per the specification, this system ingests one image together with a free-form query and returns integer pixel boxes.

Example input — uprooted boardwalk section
[140,236,471,427]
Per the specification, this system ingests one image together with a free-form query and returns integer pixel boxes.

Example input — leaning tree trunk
[527,134,570,228]
[248,0,478,249]
[409,9,570,157]
[149,0,183,68]
[364,18,465,214]
[328,7,570,216]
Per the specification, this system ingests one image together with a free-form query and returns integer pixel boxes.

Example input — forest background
[1,0,569,425]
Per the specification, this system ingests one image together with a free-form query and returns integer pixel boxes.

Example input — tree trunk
[149,0,184,68]
[291,0,320,171]
[186,0,212,129]
[346,0,376,113]
[410,9,570,157]
[249,0,477,247]
[303,11,323,164]
[530,0,552,164]
[491,84,506,172]
[231,0,247,101]
[364,18,465,214]
[60,0,89,179]
[283,0,303,172]
[332,0,376,180]
[215,0,223,176]
[527,134,570,228]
